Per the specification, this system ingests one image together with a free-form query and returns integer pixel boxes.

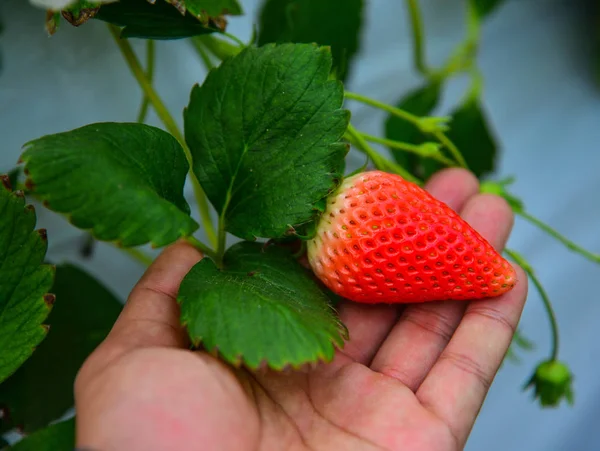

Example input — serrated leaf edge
[17,141,198,250]
[0,179,56,381]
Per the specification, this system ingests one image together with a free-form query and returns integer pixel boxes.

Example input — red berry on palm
[307,170,517,304]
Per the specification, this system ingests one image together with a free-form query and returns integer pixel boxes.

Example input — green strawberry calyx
[524,359,574,408]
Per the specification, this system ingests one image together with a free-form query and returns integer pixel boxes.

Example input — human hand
[74,168,527,451]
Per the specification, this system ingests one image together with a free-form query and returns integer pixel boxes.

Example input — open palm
[75,169,527,451]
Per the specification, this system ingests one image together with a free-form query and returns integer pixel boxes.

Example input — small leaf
[384,82,442,176]
[0,265,122,433]
[184,0,242,24]
[512,329,534,350]
[6,167,23,190]
[59,1,103,27]
[479,177,524,212]
[257,0,363,81]
[95,0,221,39]
[469,0,507,19]
[20,123,198,248]
[503,329,534,365]
[10,418,74,451]
[184,43,349,240]
[178,242,347,369]
[445,98,498,178]
[0,179,54,384]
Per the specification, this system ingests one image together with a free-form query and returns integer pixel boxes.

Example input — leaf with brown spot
[0,265,121,434]
[184,0,242,26]
[94,0,234,39]
[0,178,54,384]
[20,123,198,248]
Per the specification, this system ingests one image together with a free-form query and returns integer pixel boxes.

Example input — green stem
[345,91,422,126]
[517,210,600,264]
[429,0,481,80]
[219,30,245,48]
[184,235,219,261]
[345,91,469,170]
[190,38,215,70]
[216,213,227,268]
[464,66,484,102]
[405,0,429,76]
[360,132,456,166]
[119,245,154,267]
[136,40,155,123]
[345,124,422,185]
[193,35,241,61]
[433,130,469,169]
[466,0,481,50]
[108,25,218,249]
[504,249,559,361]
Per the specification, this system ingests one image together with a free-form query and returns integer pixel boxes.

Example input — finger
[76,241,203,383]
[416,197,526,446]
[108,241,203,350]
[338,168,479,365]
[371,193,514,390]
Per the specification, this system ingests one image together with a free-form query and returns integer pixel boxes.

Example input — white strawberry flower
[29,0,117,11]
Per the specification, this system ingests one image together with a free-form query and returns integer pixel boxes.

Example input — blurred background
[1,0,599,449]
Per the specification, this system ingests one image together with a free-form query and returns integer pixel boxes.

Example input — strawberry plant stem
[465,0,481,53]
[219,31,246,48]
[345,91,422,125]
[405,0,430,77]
[517,210,600,264]
[505,249,559,361]
[136,40,155,124]
[344,91,468,169]
[216,213,227,268]
[433,130,469,169]
[190,39,215,70]
[345,124,423,184]
[359,132,456,166]
[108,25,218,249]
[464,66,484,102]
[119,245,154,267]
[185,236,219,261]
[192,35,241,61]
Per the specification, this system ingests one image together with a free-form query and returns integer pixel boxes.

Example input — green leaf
[0,178,54,384]
[184,43,349,240]
[444,98,498,178]
[10,418,75,451]
[257,0,363,81]
[95,0,221,39]
[504,329,534,365]
[6,167,23,191]
[57,1,103,27]
[0,264,122,433]
[184,0,242,23]
[20,123,198,248]
[178,241,347,369]
[480,177,523,212]
[384,82,442,176]
[469,0,506,19]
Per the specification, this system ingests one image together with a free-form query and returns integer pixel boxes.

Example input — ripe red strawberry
[307,170,517,304]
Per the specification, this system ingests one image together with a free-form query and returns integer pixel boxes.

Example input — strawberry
[307,170,517,304]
